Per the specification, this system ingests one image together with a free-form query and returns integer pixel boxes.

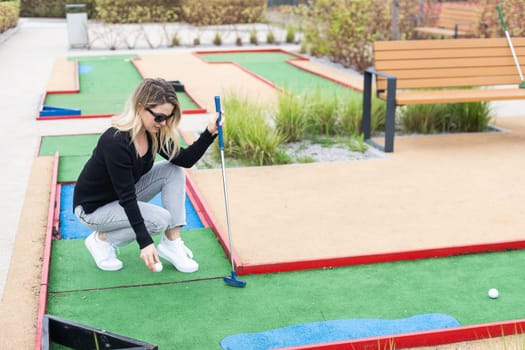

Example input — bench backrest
[436,3,484,35]
[373,37,525,91]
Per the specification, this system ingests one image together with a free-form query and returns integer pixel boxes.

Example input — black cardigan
[73,127,215,248]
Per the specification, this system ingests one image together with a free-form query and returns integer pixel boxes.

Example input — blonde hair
[112,78,182,160]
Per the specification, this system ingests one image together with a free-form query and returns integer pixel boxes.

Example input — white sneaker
[157,236,199,273]
[85,232,123,271]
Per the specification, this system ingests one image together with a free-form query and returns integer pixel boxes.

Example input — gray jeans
[74,161,186,247]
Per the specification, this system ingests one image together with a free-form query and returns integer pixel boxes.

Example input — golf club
[214,96,246,288]
[497,4,525,88]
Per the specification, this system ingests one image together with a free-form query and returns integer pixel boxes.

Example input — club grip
[214,96,224,150]
[496,5,507,32]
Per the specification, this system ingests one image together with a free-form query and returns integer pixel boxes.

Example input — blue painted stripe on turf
[78,64,93,74]
[220,314,460,350]
[60,184,91,239]
[60,184,203,239]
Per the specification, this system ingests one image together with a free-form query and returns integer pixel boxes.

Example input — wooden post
[392,0,400,40]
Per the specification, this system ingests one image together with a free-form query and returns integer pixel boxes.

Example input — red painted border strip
[276,318,525,350]
[184,170,243,270]
[236,239,525,275]
[194,48,308,60]
[34,152,60,350]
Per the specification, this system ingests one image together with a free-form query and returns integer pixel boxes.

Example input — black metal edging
[361,67,397,152]
[42,314,158,350]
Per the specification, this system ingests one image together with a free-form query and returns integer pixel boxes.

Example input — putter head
[520,81,525,89]
[224,271,246,288]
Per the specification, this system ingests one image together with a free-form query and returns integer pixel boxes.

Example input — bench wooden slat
[377,74,523,91]
[377,57,523,71]
[375,38,525,51]
[379,88,525,105]
[376,66,521,80]
[374,47,525,61]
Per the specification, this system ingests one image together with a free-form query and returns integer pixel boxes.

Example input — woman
[73,78,219,273]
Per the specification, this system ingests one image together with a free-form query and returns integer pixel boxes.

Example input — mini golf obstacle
[42,314,157,350]
[39,105,81,117]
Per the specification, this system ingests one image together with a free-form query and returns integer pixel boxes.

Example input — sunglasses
[145,107,173,123]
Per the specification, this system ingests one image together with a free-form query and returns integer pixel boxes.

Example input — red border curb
[34,152,60,350]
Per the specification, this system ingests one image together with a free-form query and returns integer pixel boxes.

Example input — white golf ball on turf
[154,262,163,272]
[488,288,499,299]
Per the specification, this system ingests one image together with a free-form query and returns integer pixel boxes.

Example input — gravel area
[194,138,385,170]
[283,139,384,163]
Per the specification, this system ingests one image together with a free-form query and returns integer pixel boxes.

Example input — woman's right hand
[140,243,160,272]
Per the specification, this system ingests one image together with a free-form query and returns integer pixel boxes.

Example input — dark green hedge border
[19,0,265,25]
[0,1,19,34]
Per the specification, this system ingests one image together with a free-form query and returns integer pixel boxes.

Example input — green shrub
[299,0,429,72]
[217,95,288,166]
[180,0,265,26]
[302,0,390,72]
[303,88,339,136]
[213,32,222,46]
[285,25,295,43]
[0,1,19,33]
[274,92,307,142]
[399,102,492,134]
[398,104,448,134]
[275,88,385,142]
[235,36,242,46]
[266,30,275,44]
[95,0,179,24]
[249,28,258,44]
[480,0,525,38]
[20,0,97,18]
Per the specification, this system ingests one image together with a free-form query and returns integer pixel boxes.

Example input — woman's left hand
[207,111,224,136]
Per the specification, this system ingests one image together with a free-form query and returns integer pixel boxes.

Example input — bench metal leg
[384,78,397,153]
[362,71,373,139]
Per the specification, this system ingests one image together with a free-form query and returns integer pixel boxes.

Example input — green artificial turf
[47,249,525,349]
[39,134,189,182]
[39,134,98,182]
[39,134,100,157]
[45,55,141,115]
[200,51,360,99]
[49,228,230,292]
[43,55,199,116]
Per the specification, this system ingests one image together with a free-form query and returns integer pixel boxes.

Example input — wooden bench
[361,37,525,152]
[414,3,484,39]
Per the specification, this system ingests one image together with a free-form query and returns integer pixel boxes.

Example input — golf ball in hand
[154,262,163,272]
[488,288,499,299]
